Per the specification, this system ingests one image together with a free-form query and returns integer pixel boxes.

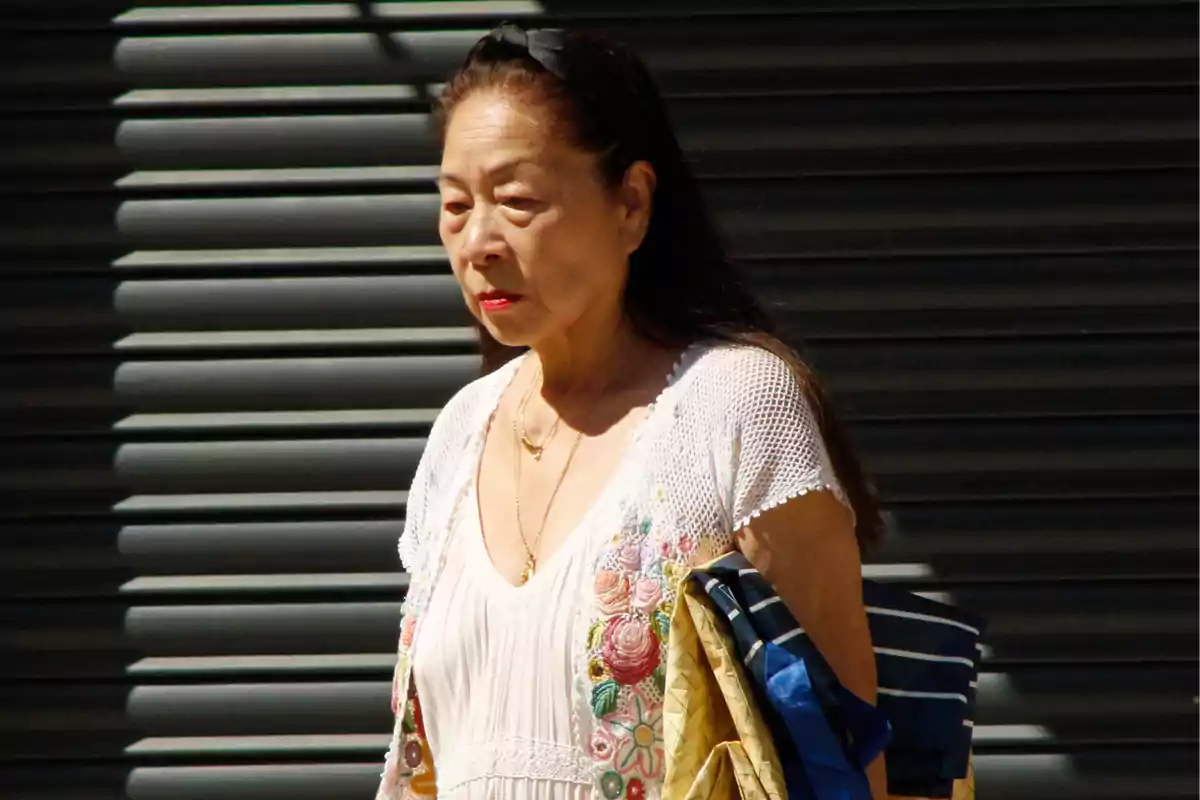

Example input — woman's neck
[531,312,648,400]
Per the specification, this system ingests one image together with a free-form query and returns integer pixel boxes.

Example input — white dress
[412,476,604,800]
[381,342,850,800]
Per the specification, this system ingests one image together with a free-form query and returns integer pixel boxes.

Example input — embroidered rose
[631,578,663,613]
[590,727,616,761]
[602,616,660,685]
[596,570,631,616]
[677,534,696,555]
[657,539,676,560]
[400,615,417,648]
[617,540,642,572]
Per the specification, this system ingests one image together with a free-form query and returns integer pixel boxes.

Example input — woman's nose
[461,208,507,267]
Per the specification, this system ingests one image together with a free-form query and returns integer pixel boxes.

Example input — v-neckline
[470,343,702,591]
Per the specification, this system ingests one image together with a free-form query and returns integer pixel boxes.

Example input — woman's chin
[478,317,537,349]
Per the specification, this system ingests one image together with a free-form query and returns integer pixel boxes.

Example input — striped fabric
[692,553,985,799]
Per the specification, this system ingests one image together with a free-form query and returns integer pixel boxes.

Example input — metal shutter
[5,2,1196,798]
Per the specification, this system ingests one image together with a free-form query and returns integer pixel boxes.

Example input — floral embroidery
[592,678,621,717]
[591,727,617,761]
[589,658,611,683]
[596,570,631,616]
[617,540,642,571]
[400,615,417,648]
[403,740,423,769]
[631,578,662,613]
[602,615,660,685]
[661,559,683,587]
[650,608,670,644]
[610,689,664,778]
[586,504,694,798]
[600,771,625,800]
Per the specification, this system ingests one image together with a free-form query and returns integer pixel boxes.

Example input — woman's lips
[477,291,523,312]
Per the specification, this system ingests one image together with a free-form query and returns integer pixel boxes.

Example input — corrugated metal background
[4,1,1197,798]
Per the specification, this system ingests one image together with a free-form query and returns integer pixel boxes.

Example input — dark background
[3,1,1198,798]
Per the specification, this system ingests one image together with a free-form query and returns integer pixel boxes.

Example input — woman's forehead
[441,91,588,180]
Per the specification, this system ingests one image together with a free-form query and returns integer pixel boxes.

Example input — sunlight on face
[437,89,631,348]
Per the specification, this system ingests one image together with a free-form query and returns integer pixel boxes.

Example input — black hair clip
[487,22,568,80]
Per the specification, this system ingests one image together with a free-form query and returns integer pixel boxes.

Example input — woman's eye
[502,197,540,212]
[443,201,470,215]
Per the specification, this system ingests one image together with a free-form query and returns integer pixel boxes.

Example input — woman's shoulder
[672,339,802,417]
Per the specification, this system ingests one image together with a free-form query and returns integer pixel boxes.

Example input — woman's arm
[735,489,887,800]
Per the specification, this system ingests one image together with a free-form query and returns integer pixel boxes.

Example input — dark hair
[437,25,884,552]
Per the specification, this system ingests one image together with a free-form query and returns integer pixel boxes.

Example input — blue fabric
[692,553,985,799]
[765,643,890,800]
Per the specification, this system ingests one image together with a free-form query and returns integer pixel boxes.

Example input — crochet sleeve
[721,346,850,532]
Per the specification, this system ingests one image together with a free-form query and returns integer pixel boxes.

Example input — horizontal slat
[116,115,438,170]
[115,354,477,411]
[114,438,425,493]
[112,31,483,88]
[114,327,477,353]
[115,275,468,331]
[112,245,448,271]
[114,1,543,26]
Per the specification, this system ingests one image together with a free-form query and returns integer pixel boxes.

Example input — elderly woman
[378,25,887,800]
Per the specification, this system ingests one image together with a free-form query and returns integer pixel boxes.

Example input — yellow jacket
[661,564,974,800]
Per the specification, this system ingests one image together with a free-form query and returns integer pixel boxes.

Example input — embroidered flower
[677,534,696,555]
[618,540,642,572]
[657,539,676,560]
[596,570,631,616]
[403,739,424,769]
[661,560,683,587]
[628,778,647,800]
[610,688,665,778]
[590,727,616,761]
[600,771,625,800]
[400,615,417,648]
[602,615,660,685]
[631,578,663,613]
[589,658,611,683]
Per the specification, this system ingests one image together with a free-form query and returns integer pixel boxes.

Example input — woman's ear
[619,160,657,254]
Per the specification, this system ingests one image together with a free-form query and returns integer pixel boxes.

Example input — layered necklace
[510,363,586,585]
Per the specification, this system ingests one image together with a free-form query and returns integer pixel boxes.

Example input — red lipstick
[477,290,523,312]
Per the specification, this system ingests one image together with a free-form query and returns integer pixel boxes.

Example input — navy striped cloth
[692,552,985,799]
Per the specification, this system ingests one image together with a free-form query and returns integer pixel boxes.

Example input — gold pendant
[520,555,536,585]
[520,434,544,461]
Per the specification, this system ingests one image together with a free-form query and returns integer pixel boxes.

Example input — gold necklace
[516,364,561,461]
[511,415,585,585]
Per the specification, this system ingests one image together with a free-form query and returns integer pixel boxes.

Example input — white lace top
[378,341,849,800]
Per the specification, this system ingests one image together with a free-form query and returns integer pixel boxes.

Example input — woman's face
[437,88,651,348]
